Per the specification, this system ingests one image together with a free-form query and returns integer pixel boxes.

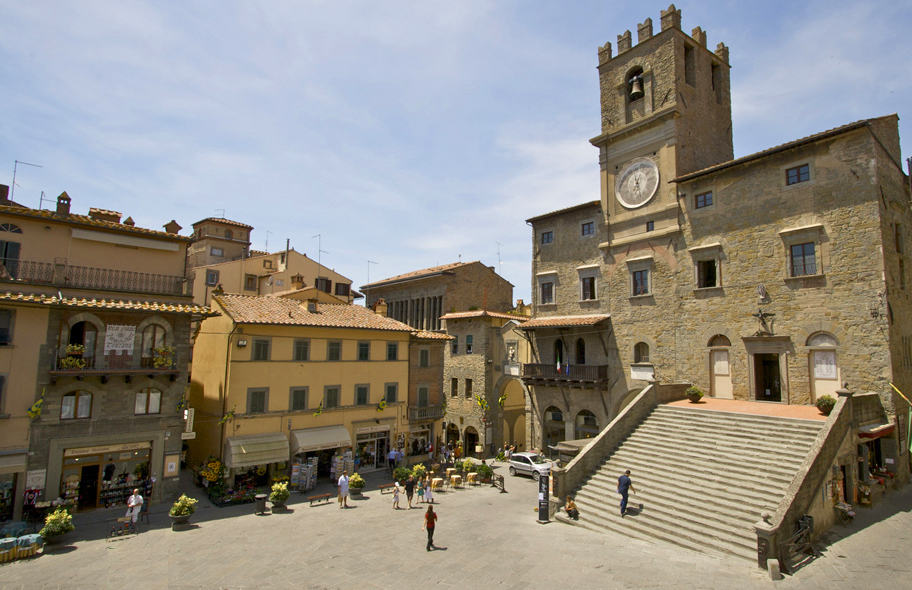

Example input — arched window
[575,338,586,365]
[708,334,731,347]
[141,324,167,367]
[0,223,22,233]
[807,332,839,398]
[68,321,98,360]
[807,332,838,348]
[634,342,650,363]
[134,388,162,415]
[61,391,92,419]
[627,66,645,100]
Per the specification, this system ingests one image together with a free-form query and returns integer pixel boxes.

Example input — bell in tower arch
[628,72,645,101]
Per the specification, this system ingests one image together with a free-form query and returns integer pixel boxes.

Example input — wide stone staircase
[557,404,825,560]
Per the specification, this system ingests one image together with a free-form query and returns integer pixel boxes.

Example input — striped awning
[291,425,352,454]
[224,433,289,469]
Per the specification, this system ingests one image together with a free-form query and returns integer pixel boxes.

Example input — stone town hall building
[522,5,912,462]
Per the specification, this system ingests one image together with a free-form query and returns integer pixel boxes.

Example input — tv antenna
[11,160,42,202]
[496,241,503,275]
[215,208,226,218]
[367,259,378,283]
[38,191,52,210]
[264,230,272,252]
[312,234,329,268]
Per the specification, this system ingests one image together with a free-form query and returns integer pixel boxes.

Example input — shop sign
[181,432,197,440]
[26,469,46,489]
[64,441,151,457]
[356,424,390,434]
[104,325,136,353]
[164,454,180,477]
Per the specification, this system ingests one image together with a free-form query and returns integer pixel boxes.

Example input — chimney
[163,220,182,234]
[0,184,9,203]
[122,216,135,226]
[88,208,122,224]
[306,298,318,313]
[56,192,71,216]
[373,298,388,317]
[291,273,305,290]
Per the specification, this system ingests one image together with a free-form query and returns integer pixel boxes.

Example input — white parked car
[508,452,552,481]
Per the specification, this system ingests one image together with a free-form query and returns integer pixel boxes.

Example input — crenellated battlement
[598,4,728,65]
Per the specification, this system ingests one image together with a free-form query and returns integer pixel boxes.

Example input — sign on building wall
[104,325,136,353]
[813,350,837,379]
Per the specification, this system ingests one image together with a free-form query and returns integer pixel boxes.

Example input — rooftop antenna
[11,160,42,202]
[215,208,226,218]
[313,234,329,269]
[38,191,52,210]
[367,259,378,283]
[496,241,503,275]
[264,230,272,252]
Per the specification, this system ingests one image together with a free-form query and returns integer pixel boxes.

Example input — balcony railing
[51,352,178,380]
[521,363,610,383]
[0,259,186,296]
[409,404,445,421]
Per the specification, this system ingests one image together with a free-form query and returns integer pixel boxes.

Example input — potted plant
[393,466,411,483]
[169,494,198,528]
[152,345,175,369]
[476,463,494,483]
[816,394,837,416]
[269,481,290,511]
[461,459,476,474]
[685,386,704,403]
[40,507,75,544]
[59,345,87,370]
[348,473,365,497]
[411,463,427,481]
[65,343,85,357]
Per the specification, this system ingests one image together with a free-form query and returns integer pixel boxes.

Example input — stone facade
[522,6,912,484]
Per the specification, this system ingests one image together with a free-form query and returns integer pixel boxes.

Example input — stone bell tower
[591,5,732,240]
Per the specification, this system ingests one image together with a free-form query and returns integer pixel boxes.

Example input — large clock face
[615,158,660,209]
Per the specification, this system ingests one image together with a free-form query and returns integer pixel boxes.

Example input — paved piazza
[0,466,910,589]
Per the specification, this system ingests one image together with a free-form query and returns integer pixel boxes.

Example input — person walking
[422,505,438,551]
[126,488,144,525]
[338,470,350,509]
[387,448,397,477]
[404,475,416,508]
[617,469,635,516]
[392,481,401,510]
[424,476,434,505]
[417,478,425,504]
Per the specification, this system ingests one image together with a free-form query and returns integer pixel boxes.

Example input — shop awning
[224,433,290,469]
[858,423,895,439]
[291,425,351,454]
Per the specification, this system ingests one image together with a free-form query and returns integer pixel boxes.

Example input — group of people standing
[392,475,434,510]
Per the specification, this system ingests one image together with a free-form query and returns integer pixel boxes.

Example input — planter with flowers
[40,507,75,545]
[348,473,366,497]
[169,494,198,529]
[269,481,290,511]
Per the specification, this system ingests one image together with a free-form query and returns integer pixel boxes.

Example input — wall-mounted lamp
[237,338,248,347]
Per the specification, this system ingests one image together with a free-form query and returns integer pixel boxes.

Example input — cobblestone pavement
[0,464,909,589]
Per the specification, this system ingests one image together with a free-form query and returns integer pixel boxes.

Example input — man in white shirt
[127,488,144,524]
[337,470,350,509]
[387,448,397,476]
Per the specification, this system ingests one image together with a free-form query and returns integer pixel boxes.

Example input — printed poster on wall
[813,350,837,379]
[104,325,136,353]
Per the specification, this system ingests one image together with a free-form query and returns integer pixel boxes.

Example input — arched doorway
[66,320,98,367]
[575,410,598,439]
[807,332,839,402]
[445,423,460,447]
[543,406,564,448]
[499,379,525,450]
[463,427,479,458]
[708,334,732,399]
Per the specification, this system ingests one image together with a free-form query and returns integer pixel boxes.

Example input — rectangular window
[790,242,817,276]
[451,378,459,397]
[293,339,310,361]
[419,349,429,367]
[684,44,695,86]
[355,385,369,406]
[315,277,332,293]
[324,386,340,409]
[134,389,161,415]
[418,386,429,407]
[581,276,597,300]
[646,221,654,232]
[896,224,904,254]
[581,221,594,237]
[61,392,93,420]
[334,283,351,296]
[900,258,906,290]
[358,341,370,361]
[244,274,257,291]
[786,164,810,186]
[695,192,713,209]
[541,231,553,245]
[465,335,473,354]
[386,342,398,361]
[263,259,273,269]
[328,341,341,361]
[252,339,270,361]
[247,388,267,414]
[540,281,554,305]
[0,240,21,278]
[210,247,224,257]
[0,309,11,345]
[385,383,398,403]
[205,269,219,286]
[632,269,649,296]
[290,387,308,411]
[451,336,458,355]
[697,259,718,288]
[465,378,473,398]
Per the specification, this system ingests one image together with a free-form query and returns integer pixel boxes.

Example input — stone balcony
[409,404,445,421]
[0,258,186,296]
[521,363,610,386]
[49,352,179,383]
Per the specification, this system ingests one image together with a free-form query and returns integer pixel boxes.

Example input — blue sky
[2,1,911,305]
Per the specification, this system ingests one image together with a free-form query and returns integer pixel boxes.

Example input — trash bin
[254,494,268,514]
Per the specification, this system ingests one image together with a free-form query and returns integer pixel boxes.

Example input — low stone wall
[754,391,852,572]
[550,382,688,503]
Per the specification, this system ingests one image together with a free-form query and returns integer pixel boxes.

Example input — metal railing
[409,405,445,421]
[521,363,610,382]
[53,352,176,372]
[0,259,185,296]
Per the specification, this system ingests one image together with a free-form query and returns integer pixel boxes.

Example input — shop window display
[59,447,153,510]
[0,475,14,522]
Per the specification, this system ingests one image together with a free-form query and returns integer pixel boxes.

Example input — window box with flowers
[152,345,175,369]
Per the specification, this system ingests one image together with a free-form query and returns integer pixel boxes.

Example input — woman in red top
[423,505,437,551]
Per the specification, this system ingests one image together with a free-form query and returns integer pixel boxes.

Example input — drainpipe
[219,322,240,463]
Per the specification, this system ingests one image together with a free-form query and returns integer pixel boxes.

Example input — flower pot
[687,394,702,403]
[271,501,286,512]
[42,531,73,547]
[169,514,191,529]
[350,487,364,498]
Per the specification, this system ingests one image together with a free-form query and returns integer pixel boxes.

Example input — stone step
[639,414,823,443]
[626,428,814,463]
[651,406,824,433]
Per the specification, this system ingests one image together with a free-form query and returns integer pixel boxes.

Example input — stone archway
[463,427,479,458]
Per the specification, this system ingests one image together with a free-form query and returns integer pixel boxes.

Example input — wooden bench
[378,483,396,494]
[306,493,333,506]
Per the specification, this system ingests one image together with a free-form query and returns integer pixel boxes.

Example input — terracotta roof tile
[525,201,601,224]
[192,217,254,230]
[215,294,413,331]
[361,261,474,288]
[0,204,190,241]
[0,291,214,315]
[412,330,453,341]
[440,310,530,321]
[520,314,611,329]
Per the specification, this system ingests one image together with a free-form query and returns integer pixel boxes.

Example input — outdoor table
[446,468,456,478]
[450,475,462,488]
[431,477,444,490]
[467,473,477,485]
